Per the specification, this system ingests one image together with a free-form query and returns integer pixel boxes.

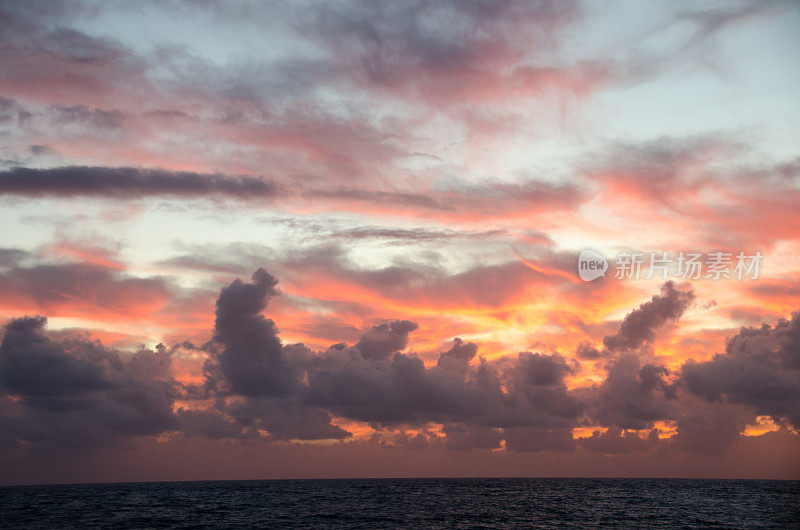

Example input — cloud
[0,165,587,223]
[679,312,800,428]
[441,422,503,451]
[0,316,113,397]
[0,248,30,268]
[308,0,593,106]
[583,138,800,250]
[603,281,695,354]
[202,270,584,444]
[53,105,124,129]
[354,320,418,361]
[436,338,478,374]
[579,425,658,454]
[220,396,350,442]
[327,227,507,242]
[589,354,673,430]
[0,261,171,322]
[203,268,300,397]
[573,280,694,362]
[0,316,179,448]
[0,269,796,459]
[0,166,280,199]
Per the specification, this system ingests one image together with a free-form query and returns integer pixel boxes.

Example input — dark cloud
[0,165,585,220]
[576,341,603,360]
[0,166,280,199]
[0,247,30,268]
[0,316,179,449]
[436,338,478,374]
[669,398,754,455]
[355,320,418,361]
[203,268,300,397]
[303,346,492,425]
[28,144,54,156]
[0,316,113,397]
[679,312,800,428]
[223,396,349,441]
[441,422,503,451]
[590,355,673,430]
[300,342,581,444]
[0,269,796,459]
[0,96,31,125]
[504,426,575,453]
[573,280,694,361]
[603,281,694,353]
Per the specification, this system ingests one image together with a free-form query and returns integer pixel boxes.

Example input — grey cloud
[441,422,503,451]
[224,397,349,441]
[53,105,124,129]
[1,269,797,458]
[0,96,31,125]
[579,425,659,454]
[303,347,492,425]
[669,398,755,455]
[436,338,478,374]
[28,145,54,156]
[301,340,579,444]
[603,281,694,353]
[0,166,280,199]
[309,0,581,102]
[574,281,694,361]
[590,355,673,430]
[504,427,575,453]
[0,317,179,449]
[575,342,603,360]
[0,248,30,268]
[679,312,800,428]
[303,187,449,211]
[175,406,249,440]
[204,268,300,397]
[0,317,113,397]
[355,320,418,361]
[0,262,170,315]
[329,227,507,242]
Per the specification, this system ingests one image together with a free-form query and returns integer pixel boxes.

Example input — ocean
[1,478,798,528]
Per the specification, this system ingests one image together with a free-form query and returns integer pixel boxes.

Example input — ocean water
[1,478,798,528]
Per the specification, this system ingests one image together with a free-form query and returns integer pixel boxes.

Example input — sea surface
[1,478,798,528]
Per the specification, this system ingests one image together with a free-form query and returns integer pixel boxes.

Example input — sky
[0,0,799,485]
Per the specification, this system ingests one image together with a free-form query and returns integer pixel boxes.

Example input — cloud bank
[1,268,796,457]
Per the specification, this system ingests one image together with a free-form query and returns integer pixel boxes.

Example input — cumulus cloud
[0,269,796,458]
[602,281,695,354]
[574,280,694,362]
[354,320,418,361]
[679,312,800,428]
[204,268,300,397]
[0,316,179,448]
[590,355,673,430]
[436,338,478,374]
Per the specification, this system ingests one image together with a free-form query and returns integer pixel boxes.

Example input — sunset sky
[0,0,799,484]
